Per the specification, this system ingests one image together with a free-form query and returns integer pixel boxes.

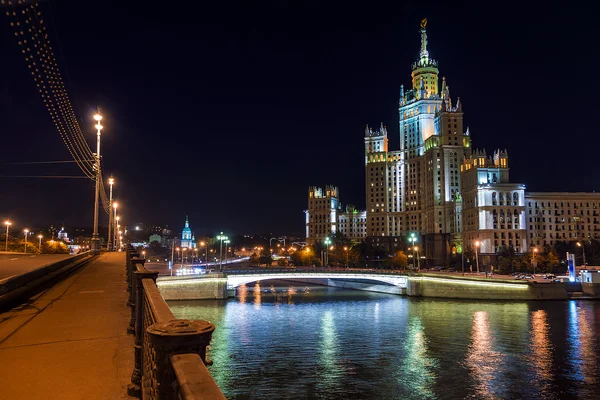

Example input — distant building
[180,216,196,249]
[305,186,366,245]
[149,234,162,244]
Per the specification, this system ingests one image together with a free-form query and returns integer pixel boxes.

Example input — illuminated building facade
[180,216,196,249]
[305,186,366,245]
[460,149,527,254]
[525,193,600,247]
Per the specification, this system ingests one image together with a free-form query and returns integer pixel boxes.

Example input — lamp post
[23,229,29,253]
[217,232,228,272]
[182,248,187,268]
[200,241,207,267]
[176,247,180,269]
[4,221,11,252]
[113,203,118,251]
[324,237,331,267]
[115,215,120,251]
[475,241,480,274]
[224,240,230,268]
[576,242,586,267]
[409,233,417,270]
[414,246,420,271]
[38,234,43,253]
[532,247,539,275]
[91,112,103,254]
[344,246,349,268]
[171,243,175,276]
[107,177,114,251]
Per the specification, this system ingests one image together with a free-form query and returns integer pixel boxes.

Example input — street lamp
[38,234,43,253]
[113,203,118,251]
[475,241,480,274]
[324,237,331,267]
[224,239,230,267]
[409,233,417,270]
[414,246,420,271]
[181,248,187,268]
[576,242,586,266]
[91,112,103,254]
[200,241,207,266]
[23,229,29,253]
[344,246,349,268]
[107,176,114,251]
[4,221,11,252]
[217,232,228,272]
[532,247,539,275]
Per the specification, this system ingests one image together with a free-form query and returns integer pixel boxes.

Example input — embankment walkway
[0,252,133,400]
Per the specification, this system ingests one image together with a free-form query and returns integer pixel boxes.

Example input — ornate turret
[411,18,439,99]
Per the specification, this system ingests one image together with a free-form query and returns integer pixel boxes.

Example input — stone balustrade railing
[125,249,226,400]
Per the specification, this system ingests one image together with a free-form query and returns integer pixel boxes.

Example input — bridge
[224,270,408,290]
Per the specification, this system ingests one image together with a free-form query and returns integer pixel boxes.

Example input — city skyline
[1,1,598,236]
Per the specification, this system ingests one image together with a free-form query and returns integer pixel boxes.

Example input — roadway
[0,253,73,280]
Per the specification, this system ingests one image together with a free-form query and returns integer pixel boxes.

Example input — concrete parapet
[157,276,228,300]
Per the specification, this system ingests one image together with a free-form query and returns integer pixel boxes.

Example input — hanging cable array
[3,0,111,214]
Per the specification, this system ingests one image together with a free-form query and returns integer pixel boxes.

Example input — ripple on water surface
[168,282,600,400]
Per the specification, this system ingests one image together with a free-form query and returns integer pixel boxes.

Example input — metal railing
[125,248,226,400]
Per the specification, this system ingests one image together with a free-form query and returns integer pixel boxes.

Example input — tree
[390,251,408,269]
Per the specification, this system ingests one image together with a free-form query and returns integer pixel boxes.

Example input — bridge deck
[0,252,134,400]
[0,253,73,280]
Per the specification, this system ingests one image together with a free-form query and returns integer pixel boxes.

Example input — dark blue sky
[1,1,598,236]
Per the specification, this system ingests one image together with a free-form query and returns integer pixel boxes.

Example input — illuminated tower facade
[365,19,472,263]
[181,216,196,249]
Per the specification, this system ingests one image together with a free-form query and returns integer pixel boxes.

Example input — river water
[168,281,600,400]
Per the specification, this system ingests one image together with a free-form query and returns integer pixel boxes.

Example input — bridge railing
[125,248,225,400]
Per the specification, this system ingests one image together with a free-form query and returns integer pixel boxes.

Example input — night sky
[0,1,598,237]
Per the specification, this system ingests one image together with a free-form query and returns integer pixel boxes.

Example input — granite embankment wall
[156,274,573,301]
[406,275,569,300]
[157,275,228,300]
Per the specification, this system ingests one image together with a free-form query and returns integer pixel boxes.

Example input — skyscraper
[365,19,470,263]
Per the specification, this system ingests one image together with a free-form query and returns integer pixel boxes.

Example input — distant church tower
[181,216,196,248]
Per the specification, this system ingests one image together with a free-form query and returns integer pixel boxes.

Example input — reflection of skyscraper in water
[529,310,553,396]
[465,311,506,399]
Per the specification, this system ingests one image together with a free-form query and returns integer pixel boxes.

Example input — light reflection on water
[168,281,600,400]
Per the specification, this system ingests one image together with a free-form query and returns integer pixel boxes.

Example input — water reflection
[167,287,600,400]
[252,282,261,308]
[398,317,437,399]
[568,301,599,397]
[465,311,506,399]
[529,309,553,396]
[237,283,248,304]
[317,310,342,393]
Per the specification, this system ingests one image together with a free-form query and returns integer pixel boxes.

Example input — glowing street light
[475,240,480,274]
[4,221,11,252]
[113,202,118,251]
[108,176,115,251]
[91,112,104,254]
[217,232,228,272]
[324,237,331,267]
[344,246,349,268]
[199,241,208,266]
[409,233,418,270]
[23,229,29,253]
[38,234,43,253]
[576,242,586,266]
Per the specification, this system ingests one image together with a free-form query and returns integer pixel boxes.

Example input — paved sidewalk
[0,252,134,400]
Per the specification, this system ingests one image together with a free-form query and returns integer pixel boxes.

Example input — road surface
[0,253,73,280]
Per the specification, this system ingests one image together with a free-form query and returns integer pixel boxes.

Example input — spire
[420,18,429,60]
[456,97,462,112]
[185,215,189,228]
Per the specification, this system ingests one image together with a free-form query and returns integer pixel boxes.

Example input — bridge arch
[226,272,408,290]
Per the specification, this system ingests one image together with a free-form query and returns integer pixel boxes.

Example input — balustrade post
[147,319,216,400]
[128,257,146,334]
[128,267,158,398]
